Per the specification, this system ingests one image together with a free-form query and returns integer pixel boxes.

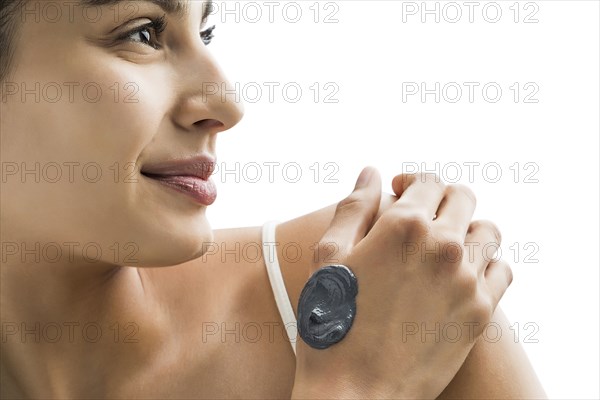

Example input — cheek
[3,56,168,166]
[65,60,170,165]
[2,50,211,266]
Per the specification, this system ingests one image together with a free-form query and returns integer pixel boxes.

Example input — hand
[292,167,513,399]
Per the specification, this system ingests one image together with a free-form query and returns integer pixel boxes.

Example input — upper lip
[141,154,216,180]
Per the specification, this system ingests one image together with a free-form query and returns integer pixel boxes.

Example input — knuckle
[384,208,430,238]
[432,229,465,266]
[446,184,477,207]
[473,219,502,244]
[487,221,502,244]
[506,263,514,286]
[497,259,514,286]
[419,172,446,192]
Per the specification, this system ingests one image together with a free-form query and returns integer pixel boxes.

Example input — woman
[0,0,547,398]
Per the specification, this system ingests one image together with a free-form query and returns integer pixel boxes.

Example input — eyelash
[119,15,215,49]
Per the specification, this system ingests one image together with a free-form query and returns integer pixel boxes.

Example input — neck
[1,257,125,319]
[0,261,166,398]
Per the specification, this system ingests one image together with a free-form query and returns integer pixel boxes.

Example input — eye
[119,16,167,50]
[200,25,216,46]
[128,27,155,47]
[118,17,215,49]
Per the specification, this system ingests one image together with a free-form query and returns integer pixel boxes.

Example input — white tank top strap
[261,220,297,356]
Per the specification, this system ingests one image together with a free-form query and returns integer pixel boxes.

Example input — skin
[278,198,548,399]
[0,0,547,398]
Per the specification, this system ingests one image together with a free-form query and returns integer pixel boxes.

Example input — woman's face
[0,0,244,267]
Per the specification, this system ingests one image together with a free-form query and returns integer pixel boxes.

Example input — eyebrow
[82,0,213,23]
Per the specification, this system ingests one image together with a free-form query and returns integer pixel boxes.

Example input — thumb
[317,166,382,266]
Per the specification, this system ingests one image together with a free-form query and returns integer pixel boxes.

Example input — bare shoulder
[141,225,299,398]
[148,225,279,322]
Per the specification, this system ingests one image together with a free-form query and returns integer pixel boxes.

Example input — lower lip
[145,175,217,206]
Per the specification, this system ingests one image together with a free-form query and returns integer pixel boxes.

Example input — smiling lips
[141,154,217,206]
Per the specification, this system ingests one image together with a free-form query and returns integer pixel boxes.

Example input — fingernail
[356,167,374,188]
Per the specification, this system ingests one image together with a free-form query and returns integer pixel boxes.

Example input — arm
[437,306,547,399]
[275,192,547,399]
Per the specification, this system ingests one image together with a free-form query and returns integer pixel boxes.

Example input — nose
[172,47,245,134]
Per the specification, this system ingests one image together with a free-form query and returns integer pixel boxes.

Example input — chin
[130,216,215,268]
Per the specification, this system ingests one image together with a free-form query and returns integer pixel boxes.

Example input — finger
[484,258,513,307]
[318,166,382,265]
[463,220,502,278]
[390,173,445,221]
[433,184,477,239]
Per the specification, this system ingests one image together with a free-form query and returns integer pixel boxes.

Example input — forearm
[436,306,547,399]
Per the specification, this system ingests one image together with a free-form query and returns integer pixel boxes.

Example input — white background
[204,1,599,398]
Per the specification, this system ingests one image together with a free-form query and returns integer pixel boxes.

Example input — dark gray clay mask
[297,264,358,349]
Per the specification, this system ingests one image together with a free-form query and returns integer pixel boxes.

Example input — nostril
[194,119,223,130]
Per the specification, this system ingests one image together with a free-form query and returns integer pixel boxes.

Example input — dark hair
[0,0,24,82]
